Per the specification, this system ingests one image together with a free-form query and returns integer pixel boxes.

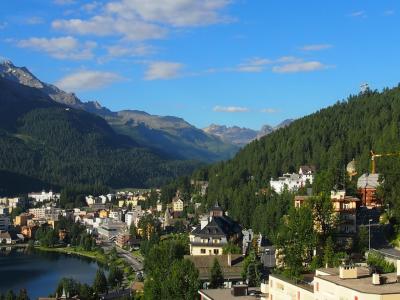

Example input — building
[330,190,360,243]
[14,213,33,226]
[270,166,315,194]
[186,254,245,287]
[198,285,267,300]
[314,264,400,300]
[0,215,10,231]
[189,204,242,256]
[0,197,21,207]
[115,232,132,248]
[99,209,109,218]
[97,219,127,239]
[0,231,12,244]
[172,198,184,212]
[28,190,60,202]
[295,190,360,248]
[268,273,314,300]
[357,173,382,208]
[269,263,400,300]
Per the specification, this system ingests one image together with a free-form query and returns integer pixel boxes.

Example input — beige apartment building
[269,263,400,300]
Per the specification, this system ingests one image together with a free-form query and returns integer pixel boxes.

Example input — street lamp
[368,219,373,252]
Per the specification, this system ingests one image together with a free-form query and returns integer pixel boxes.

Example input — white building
[270,166,315,194]
[0,197,22,210]
[269,264,400,300]
[28,190,60,202]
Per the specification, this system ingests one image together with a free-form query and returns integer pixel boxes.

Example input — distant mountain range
[0,60,238,162]
[203,119,294,147]
[0,60,292,161]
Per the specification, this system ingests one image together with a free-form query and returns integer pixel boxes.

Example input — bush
[367,252,395,273]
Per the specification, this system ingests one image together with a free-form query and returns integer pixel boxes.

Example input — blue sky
[1,0,399,130]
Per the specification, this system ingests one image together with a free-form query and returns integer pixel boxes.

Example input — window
[213,249,219,254]
[201,249,206,254]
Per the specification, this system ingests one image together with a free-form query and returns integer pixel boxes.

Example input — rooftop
[199,287,266,300]
[185,254,244,280]
[316,268,400,295]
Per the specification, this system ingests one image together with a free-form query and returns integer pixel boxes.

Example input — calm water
[0,247,102,299]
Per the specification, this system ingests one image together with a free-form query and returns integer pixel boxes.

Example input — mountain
[203,124,258,147]
[196,85,400,228]
[0,60,237,162]
[0,76,199,195]
[204,119,294,146]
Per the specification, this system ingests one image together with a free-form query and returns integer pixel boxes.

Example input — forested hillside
[196,85,400,229]
[0,60,238,162]
[0,77,199,195]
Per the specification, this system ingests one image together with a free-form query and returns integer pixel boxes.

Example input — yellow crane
[370,150,400,174]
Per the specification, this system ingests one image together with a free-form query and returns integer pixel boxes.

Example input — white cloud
[82,1,100,13]
[55,70,122,91]
[213,106,249,113]
[106,44,155,57]
[300,44,332,51]
[144,61,184,80]
[26,17,45,25]
[261,108,278,113]
[52,16,166,41]
[236,57,272,72]
[272,61,327,73]
[54,0,75,5]
[16,36,96,60]
[106,0,232,27]
[349,10,366,17]
[52,0,233,41]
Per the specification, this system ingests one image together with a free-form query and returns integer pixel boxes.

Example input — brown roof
[185,254,244,280]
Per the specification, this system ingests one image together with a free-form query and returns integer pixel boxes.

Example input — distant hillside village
[0,158,399,300]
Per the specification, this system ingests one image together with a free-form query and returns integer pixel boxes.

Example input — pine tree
[93,269,108,294]
[209,258,224,288]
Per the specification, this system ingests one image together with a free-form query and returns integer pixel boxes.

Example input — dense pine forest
[190,84,400,231]
[0,77,199,195]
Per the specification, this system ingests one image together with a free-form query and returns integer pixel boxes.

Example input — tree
[165,259,200,300]
[108,266,124,289]
[129,223,137,238]
[222,243,242,254]
[276,206,316,279]
[355,226,369,254]
[306,194,336,251]
[93,269,108,294]
[16,289,29,300]
[5,290,15,300]
[209,258,224,289]
[323,236,335,268]
[241,251,263,286]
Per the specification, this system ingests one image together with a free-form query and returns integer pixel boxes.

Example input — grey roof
[357,173,381,189]
[191,216,242,238]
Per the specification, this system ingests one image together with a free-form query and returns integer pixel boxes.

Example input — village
[1,156,400,300]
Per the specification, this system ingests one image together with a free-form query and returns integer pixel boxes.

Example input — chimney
[228,253,232,266]
[339,265,358,279]
[372,273,381,285]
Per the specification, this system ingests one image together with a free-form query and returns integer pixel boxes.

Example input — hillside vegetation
[196,85,400,228]
[0,77,199,195]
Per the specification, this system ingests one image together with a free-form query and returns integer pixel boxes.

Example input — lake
[0,247,103,299]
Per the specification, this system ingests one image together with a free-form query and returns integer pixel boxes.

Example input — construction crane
[370,150,400,174]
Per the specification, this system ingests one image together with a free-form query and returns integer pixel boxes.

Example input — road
[101,240,144,272]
